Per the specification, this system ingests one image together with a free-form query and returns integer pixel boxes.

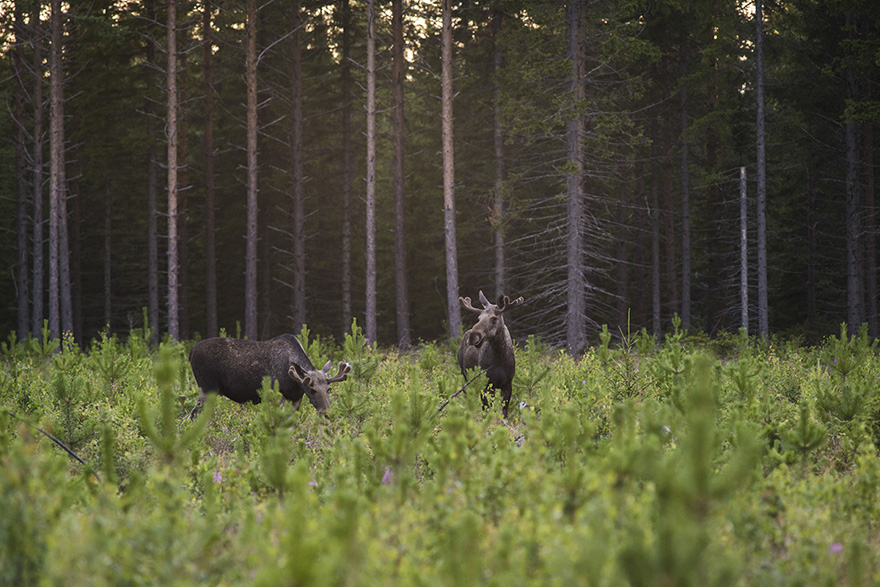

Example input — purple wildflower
[830,542,843,554]
[213,470,222,484]
[382,466,394,485]
[309,480,318,487]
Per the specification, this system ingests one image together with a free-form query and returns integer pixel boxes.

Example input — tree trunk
[166,0,180,340]
[806,168,816,332]
[340,0,353,335]
[565,0,585,355]
[846,67,862,335]
[679,47,691,331]
[651,179,661,339]
[365,0,377,344]
[203,0,218,338]
[441,0,461,339]
[755,0,769,338]
[392,0,410,350]
[865,119,876,338]
[104,186,112,330]
[48,0,66,342]
[31,2,44,339]
[244,0,258,340]
[493,9,506,299]
[177,44,189,340]
[740,167,748,333]
[290,0,306,333]
[14,2,29,340]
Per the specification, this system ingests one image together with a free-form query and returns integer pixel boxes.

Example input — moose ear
[321,359,333,373]
[478,290,490,307]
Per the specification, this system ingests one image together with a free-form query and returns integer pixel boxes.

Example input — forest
[1,0,879,351]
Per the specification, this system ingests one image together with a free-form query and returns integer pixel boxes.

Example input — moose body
[458,291,524,417]
[188,334,350,418]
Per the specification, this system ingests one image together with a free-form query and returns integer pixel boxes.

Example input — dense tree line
[0,0,878,350]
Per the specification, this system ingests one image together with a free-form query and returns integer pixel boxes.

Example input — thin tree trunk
[679,47,691,331]
[340,0,353,334]
[167,0,180,340]
[865,120,876,337]
[31,2,44,339]
[493,9,506,299]
[441,0,461,339]
[565,0,585,355]
[145,0,159,343]
[48,0,65,342]
[177,44,189,340]
[392,0,410,350]
[244,0,258,340]
[14,2,30,340]
[290,0,306,333]
[365,0,377,343]
[807,168,816,332]
[203,0,217,338]
[104,186,112,330]
[755,0,769,338]
[740,166,748,333]
[846,68,861,335]
[651,179,661,339]
[663,148,677,318]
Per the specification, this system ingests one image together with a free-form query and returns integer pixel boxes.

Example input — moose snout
[467,331,484,347]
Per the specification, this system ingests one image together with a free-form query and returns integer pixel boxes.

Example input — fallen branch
[436,369,487,414]
[2,407,98,480]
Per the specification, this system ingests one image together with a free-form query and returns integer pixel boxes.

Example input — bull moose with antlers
[187,334,351,419]
[458,291,524,417]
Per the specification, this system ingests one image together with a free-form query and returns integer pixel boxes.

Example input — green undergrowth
[2,321,880,585]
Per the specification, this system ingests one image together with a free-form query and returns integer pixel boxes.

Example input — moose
[187,333,351,419]
[458,291,524,417]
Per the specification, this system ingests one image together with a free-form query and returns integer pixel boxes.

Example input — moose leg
[187,392,207,421]
[500,384,512,419]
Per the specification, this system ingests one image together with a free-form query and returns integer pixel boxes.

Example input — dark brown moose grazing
[457,291,524,417]
[187,334,351,419]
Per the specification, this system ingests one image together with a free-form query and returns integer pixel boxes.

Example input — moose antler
[497,295,524,312]
[459,296,483,313]
[326,361,351,383]
[288,364,311,388]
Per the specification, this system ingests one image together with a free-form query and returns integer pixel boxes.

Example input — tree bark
[392,0,410,350]
[340,0,353,335]
[290,0,306,333]
[651,179,661,339]
[493,9,506,299]
[565,0,585,355]
[14,2,30,340]
[48,0,67,342]
[441,0,461,339]
[31,2,44,339]
[846,67,862,335]
[679,47,691,331]
[755,0,769,338]
[104,187,112,330]
[740,166,748,333]
[167,0,180,340]
[203,0,218,338]
[365,0,377,343]
[245,0,258,340]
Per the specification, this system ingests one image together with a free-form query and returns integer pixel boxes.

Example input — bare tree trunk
[365,0,377,343]
[290,0,306,333]
[177,44,190,340]
[340,0,353,334]
[203,0,217,338]
[245,0,258,340]
[807,168,816,332]
[14,2,30,340]
[651,179,661,339]
[865,120,876,337]
[31,2,44,339]
[441,0,461,338]
[145,0,159,343]
[104,187,112,330]
[740,167,748,333]
[679,48,691,331]
[48,0,66,342]
[167,0,180,340]
[755,0,769,339]
[493,9,506,299]
[565,0,585,355]
[392,0,410,350]
[846,67,862,335]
